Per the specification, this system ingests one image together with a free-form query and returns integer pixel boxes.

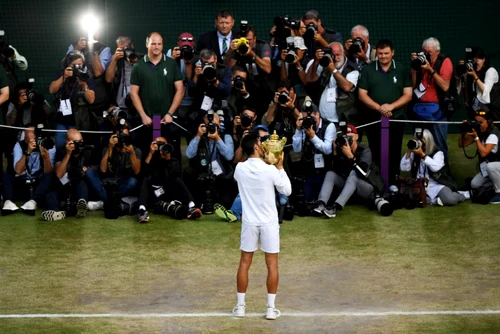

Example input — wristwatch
[332,68,338,74]
[24,151,31,157]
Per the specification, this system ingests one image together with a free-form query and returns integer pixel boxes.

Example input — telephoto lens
[407,139,420,150]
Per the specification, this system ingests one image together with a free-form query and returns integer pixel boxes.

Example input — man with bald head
[305,42,360,125]
[130,32,184,157]
[137,136,201,223]
[345,25,376,71]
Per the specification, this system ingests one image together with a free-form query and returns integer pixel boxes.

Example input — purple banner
[380,116,390,191]
[152,115,162,141]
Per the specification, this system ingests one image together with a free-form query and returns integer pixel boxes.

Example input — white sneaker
[87,201,104,211]
[436,197,444,206]
[42,210,66,221]
[266,306,281,320]
[232,304,245,317]
[21,200,37,216]
[458,190,471,200]
[1,200,19,215]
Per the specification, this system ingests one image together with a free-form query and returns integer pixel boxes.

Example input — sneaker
[41,210,66,221]
[76,199,88,218]
[490,193,500,204]
[214,203,238,222]
[313,201,326,214]
[138,209,150,223]
[436,197,444,206]
[266,306,281,320]
[458,190,471,200]
[187,207,202,220]
[232,304,246,318]
[21,199,37,216]
[1,200,19,216]
[322,206,337,218]
[87,200,104,211]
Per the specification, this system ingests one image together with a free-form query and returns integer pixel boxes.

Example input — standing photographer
[1,126,58,217]
[401,129,465,206]
[292,99,336,201]
[459,110,500,204]
[232,107,258,146]
[345,25,376,71]
[49,53,96,150]
[227,65,254,120]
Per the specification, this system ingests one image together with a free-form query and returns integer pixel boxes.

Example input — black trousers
[139,175,194,208]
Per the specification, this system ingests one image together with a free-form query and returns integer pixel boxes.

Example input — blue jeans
[304,175,325,202]
[2,173,58,210]
[230,192,288,221]
[429,115,449,162]
[55,123,77,151]
[86,168,138,201]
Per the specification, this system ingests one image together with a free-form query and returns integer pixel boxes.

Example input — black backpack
[471,185,495,204]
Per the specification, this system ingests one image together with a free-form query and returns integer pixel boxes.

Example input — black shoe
[322,206,337,218]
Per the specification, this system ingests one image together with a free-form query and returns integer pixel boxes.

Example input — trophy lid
[270,130,279,141]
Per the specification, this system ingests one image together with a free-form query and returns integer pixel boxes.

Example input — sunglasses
[179,37,194,42]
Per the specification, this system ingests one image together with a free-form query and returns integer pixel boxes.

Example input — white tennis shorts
[240,223,280,253]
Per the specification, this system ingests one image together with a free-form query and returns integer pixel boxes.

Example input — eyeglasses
[179,37,194,42]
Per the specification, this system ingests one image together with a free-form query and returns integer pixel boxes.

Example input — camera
[206,109,217,134]
[156,200,188,220]
[304,22,317,40]
[34,124,55,150]
[180,45,194,61]
[278,91,290,105]
[302,100,315,130]
[117,131,133,146]
[72,140,87,155]
[233,75,245,90]
[319,47,333,68]
[236,38,249,54]
[460,119,481,133]
[103,107,128,121]
[335,121,353,147]
[156,141,173,155]
[272,15,298,50]
[72,64,89,81]
[240,113,253,128]
[411,51,431,70]
[456,60,476,76]
[373,195,393,216]
[349,37,365,55]
[214,100,227,131]
[285,36,297,64]
[122,46,137,61]
[407,128,424,150]
[202,61,216,81]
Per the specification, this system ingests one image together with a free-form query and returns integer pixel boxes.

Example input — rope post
[152,115,162,141]
[380,116,390,191]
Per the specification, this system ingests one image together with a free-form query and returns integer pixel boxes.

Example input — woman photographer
[461,48,499,119]
[459,110,500,204]
[401,129,466,206]
[49,52,95,150]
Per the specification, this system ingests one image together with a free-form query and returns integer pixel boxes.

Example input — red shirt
[420,57,453,103]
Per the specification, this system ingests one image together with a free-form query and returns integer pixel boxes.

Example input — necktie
[222,38,228,59]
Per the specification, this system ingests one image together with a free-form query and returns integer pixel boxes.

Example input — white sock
[139,205,146,211]
[237,292,246,306]
[267,294,276,308]
[188,201,195,208]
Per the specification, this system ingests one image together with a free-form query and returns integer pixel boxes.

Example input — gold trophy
[261,131,287,165]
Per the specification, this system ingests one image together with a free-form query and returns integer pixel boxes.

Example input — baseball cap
[294,37,308,51]
[178,32,195,48]
[347,124,357,134]
[254,125,269,133]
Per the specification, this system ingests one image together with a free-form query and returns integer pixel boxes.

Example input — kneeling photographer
[184,111,235,213]
[313,123,392,218]
[292,98,336,201]
[88,124,141,212]
[1,125,57,216]
[459,110,500,204]
[401,128,466,206]
[137,137,202,223]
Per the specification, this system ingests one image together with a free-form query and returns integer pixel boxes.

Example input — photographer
[45,129,96,220]
[292,98,336,201]
[410,37,453,161]
[184,112,235,213]
[401,129,465,206]
[196,10,235,64]
[105,36,139,112]
[305,42,359,124]
[313,124,388,218]
[84,125,141,211]
[232,107,258,146]
[279,37,308,88]
[459,110,500,204]
[6,81,49,133]
[67,33,111,110]
[227,65,254,119]
[1,126,58,217]
[302,10,343,63]
[137,137,202,223]
[0,40,28,92]
[188,48,232,124]
[262,79,300,143]
[459,48,500,120]
[49,52,96,150]
[0,66,8,176]
[345,25,376,71]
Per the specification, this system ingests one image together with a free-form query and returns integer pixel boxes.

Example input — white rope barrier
[0,123,144,134]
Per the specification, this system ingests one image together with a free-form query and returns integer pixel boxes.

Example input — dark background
[2,0,499,122]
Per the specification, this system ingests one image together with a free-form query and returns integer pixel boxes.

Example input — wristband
[431,71,436,76]
[474,136,479,142]
[297,66,303,72]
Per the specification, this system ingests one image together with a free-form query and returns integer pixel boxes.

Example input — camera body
[335,121,353,147]
[34,124,55,150]
[461,119,481,133]
[319,47,333,68]
[122,46,137,61]
[456,60,476,76]
[285,36,297,64]
[349,37,366,55]
[72,64,89,81]
[117,131,133,146]
[103,107,128,122]
[233,75,245,90]
[304,22,317,40]
[156,142,173,155]
[180,45,194,60]
[302,100,315,130]
[407,128,424,150]
[206,109,217,134]
[202,61,216,81]
[240,113,253,128]
[278,91,290,105]
[411,51,431,70]
[72,140,89,155]
[236,38,249,54]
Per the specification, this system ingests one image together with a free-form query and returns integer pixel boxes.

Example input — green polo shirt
[0,66,9,124]
[358,60,411,120]
[130,54,182,116]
